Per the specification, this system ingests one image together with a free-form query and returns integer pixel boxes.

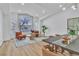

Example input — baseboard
[3,38,14,42]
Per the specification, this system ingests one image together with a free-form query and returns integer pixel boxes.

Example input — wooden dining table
[43,36,79,55]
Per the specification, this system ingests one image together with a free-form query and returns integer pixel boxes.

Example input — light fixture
[59,3,77,11]
[62,7,66,11]
[59,4,63,7]
[71,5,77,10]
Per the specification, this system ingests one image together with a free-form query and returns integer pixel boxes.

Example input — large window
[67,17,79,35]
[18,14,33,33]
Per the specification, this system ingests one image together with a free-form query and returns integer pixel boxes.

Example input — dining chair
[54,34,65,53]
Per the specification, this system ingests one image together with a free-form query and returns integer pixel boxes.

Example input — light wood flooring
[0,39,72,56]
[0,39,49,56]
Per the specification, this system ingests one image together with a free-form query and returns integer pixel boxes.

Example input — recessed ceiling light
[59,5,63,7]
[71,5,76,10]
[62,7,66,11]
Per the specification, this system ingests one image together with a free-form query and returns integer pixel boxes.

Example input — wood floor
[0,39,49,56]
[0,39,71,56]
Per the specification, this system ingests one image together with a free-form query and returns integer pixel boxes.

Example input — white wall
[43,6,79,36]
[0,10,3,46]
[2,5,11,41]
[33,17,40,31]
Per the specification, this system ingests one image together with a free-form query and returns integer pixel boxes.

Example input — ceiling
[0,3,78,20]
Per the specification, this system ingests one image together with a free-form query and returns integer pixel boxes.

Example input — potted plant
[42,25,48,36]
[69,29,76,37]
[69,30,75,36]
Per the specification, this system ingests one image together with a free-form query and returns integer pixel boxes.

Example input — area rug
[15,37,48,47]
[15,37,31,47]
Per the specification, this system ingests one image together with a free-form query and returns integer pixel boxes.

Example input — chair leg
[61,48,64,54]
[54,45,58,53]
[44,44,54,52]
[48,44,52,51]
[50,44,54,52]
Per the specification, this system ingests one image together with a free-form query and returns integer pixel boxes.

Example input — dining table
[43,35,79,55]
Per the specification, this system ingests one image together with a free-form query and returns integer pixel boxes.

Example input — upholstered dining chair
[42,45,63,56]
[47,36,55,52]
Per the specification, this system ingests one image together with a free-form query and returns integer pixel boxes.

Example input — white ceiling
[0,3,78,19]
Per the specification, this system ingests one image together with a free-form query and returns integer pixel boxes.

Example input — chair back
[16,32,22,37]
